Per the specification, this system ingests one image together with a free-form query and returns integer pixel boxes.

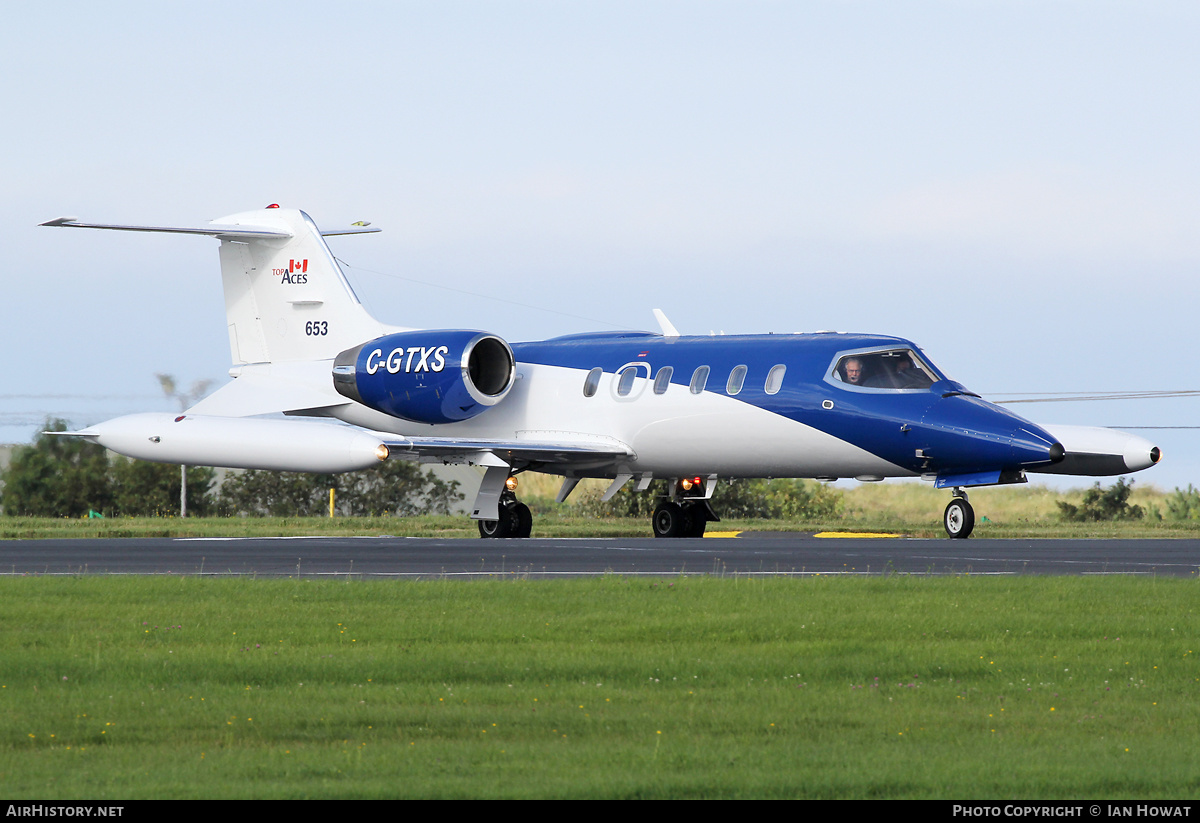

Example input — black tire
[944,498,975,539]
[652,501,686,538]
[478,507,518,538]
[682,503,707,538]
[480,502,532,539]
[513,502,533,538]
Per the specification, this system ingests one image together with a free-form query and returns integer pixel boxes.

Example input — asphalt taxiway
[1,534,1198,577]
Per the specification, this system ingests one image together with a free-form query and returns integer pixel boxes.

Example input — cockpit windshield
[831,348,939,391]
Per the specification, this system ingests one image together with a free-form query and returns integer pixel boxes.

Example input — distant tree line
[0,419,462,518]
[216,460,462,517]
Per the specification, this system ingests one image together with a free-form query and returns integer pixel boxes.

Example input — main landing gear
[943,488,975,539]
[478,490,533,538]
[476,472,720,539]
[477,472,533,539]
[651,476,718,538]
[651,500,712,537]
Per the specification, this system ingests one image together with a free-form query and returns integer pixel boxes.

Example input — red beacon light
[265,203,280,209]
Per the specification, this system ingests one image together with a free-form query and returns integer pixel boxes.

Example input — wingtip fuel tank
[79,413,390,474]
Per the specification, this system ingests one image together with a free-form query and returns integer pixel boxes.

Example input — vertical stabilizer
[212,208,396,365]
[42,207,406,366]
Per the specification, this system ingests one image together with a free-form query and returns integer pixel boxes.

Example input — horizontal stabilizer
[41,217,379,239]
[40,217,292,240]
[45,207,395,365]
[319,226,382,237]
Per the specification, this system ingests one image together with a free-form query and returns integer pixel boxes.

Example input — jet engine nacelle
[333,330,516,424]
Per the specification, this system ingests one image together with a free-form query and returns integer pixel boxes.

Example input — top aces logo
[273,259,308,284]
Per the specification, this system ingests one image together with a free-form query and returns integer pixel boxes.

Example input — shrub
[1056,477,1144,522]
[1164,484,1200,521]
[1,419,115,517]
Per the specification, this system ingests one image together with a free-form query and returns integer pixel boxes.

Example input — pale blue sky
[4,1,1198,489]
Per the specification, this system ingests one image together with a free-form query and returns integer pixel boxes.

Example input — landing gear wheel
[478,514,514,538]
[479,504,521,538]
[652,501,686,538]
[682,503,707,538]
[513,502,533,538]
[944,497,975,539]
[478,493,533,539]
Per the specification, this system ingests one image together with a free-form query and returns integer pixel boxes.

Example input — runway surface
[2,534,1199,577]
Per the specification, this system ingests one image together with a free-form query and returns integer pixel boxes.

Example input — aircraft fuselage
[330,330,1065,484]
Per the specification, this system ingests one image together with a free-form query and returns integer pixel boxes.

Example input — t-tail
[42,206,403,366]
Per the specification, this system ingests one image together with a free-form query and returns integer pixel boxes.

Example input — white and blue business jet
[43,206,1161,539]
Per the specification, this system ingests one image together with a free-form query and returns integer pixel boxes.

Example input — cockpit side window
[832,349,937,390]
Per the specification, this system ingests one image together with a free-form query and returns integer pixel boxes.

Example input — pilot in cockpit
[842,357,864,385]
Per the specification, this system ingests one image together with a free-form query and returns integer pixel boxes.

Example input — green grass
[7,479,1198,539]
[4,513,1200,541]
[2,576,1199,798]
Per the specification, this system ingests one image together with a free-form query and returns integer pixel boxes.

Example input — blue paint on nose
[916,394,1062,476]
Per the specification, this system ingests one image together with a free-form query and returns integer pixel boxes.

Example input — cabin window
[653,366,673,395]
[764,364,786,395]
[582,367,602,397]
[726,365,747,395]
[616,366,639,397]
[832,349,937,390]
[689,365,710,394]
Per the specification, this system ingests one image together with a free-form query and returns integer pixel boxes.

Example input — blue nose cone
[1009,423,1066,467]
[918,393,1063,475]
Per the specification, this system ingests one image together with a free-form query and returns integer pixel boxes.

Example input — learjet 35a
[43,206,1160,538]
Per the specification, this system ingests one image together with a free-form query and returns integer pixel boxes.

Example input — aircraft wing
[382,435,633,467]
[380,434,633,521]
[184,367,632,471]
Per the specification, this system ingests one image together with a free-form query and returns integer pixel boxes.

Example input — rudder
[213,207,397,365]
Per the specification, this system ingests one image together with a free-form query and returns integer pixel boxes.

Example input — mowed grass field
[2,575,1200,799]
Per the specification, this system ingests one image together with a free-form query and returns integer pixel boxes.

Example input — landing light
[374,444,390,461]
[505,476,519,492]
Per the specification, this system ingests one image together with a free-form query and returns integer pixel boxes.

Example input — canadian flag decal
[289,259,308,273]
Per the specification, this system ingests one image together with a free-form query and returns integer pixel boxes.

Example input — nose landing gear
[943,488,975,539]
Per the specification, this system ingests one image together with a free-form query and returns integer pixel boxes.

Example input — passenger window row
[583,364,786,397]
